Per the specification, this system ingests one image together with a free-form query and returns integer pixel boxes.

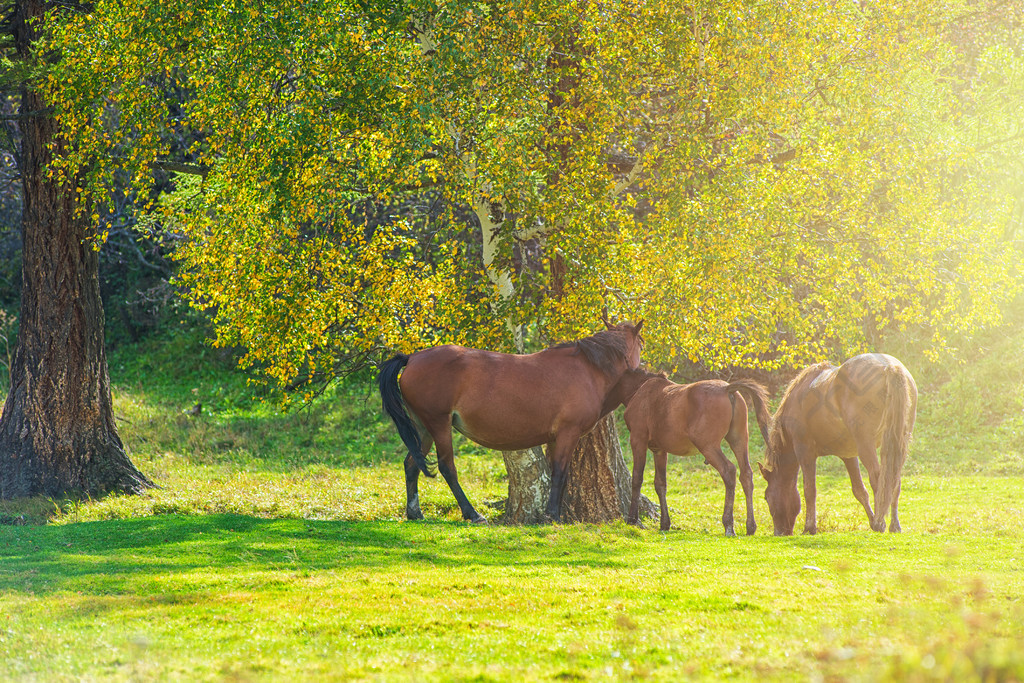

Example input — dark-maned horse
[377,319,644,524]
[759,353,917,535]
[622,372,772,535]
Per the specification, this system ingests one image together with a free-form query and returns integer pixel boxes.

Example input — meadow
[1,320,1023,681]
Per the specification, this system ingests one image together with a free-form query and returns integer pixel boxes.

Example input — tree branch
[149,160,209,178]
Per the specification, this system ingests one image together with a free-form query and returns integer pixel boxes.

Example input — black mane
[554,327,632,377]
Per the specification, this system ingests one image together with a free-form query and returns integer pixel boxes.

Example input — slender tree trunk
[502,414,656,524]
[501,446,550,524]
[0,0,152,499]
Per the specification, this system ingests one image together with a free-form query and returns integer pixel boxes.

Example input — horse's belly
[453,411,555,452]
[811,425,858,457]
[652,436,697,457]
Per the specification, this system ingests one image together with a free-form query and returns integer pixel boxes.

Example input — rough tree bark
[0,0,152,499]
[501,414,656,524]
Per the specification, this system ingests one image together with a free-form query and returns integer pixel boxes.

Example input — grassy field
[1,321,1024,681]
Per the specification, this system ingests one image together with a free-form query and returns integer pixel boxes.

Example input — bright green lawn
[2,454,1023,681]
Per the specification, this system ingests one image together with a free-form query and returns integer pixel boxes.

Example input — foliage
[43,0,1024,395]
[618,0,1024,370]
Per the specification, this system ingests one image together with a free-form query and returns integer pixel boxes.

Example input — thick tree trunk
[501,414,656,524]
[0,0,152,499]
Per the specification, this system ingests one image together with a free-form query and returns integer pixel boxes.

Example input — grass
[2,314,1024,680]
[2,493,1023,681]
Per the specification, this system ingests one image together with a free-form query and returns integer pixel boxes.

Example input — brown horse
[622,372,772,535]
[377,319,644,523]
[759,353,917,535]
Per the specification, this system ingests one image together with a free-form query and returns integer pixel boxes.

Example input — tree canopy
[44,0,1024,393]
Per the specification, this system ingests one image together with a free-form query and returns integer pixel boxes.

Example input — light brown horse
[377,319,644,523]
[759,353,917,535]
[623,371,772,536]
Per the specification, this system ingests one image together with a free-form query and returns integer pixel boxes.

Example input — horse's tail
[726,379,772,446]
[876,366,913,524]
[377,354,436,477]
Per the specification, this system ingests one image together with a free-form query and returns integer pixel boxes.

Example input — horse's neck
[604,370,658,412]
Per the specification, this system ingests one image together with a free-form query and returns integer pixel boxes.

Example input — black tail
[377,354,435,477]
[726,379,772,446]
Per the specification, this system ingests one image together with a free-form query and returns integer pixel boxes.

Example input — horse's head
[758,460,800,536]
[623,320,644,368]
[602,309,644,369]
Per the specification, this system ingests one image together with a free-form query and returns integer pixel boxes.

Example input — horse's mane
[765,362,835,470]
[553,326,633,378]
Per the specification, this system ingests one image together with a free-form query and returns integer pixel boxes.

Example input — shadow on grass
[0,514,638,596]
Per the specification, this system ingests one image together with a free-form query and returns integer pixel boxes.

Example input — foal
[624,373,771,535]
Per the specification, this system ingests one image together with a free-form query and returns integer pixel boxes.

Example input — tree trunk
[501,414,656,524]
[500,446,550,525]
[0,0,152,499]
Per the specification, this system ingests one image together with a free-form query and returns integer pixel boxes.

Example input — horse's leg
[698,444,737,537]
[853,434,886,532]
[430,420,486,524]
[403,431,434,521]
[725,431,756,536]
[545,431,583,523]
[797,448,819,535]
[404,455,423,520]
[841,456,874,525]
[627,434,649,527]
[649,449,670,531]
[889,480,902,533]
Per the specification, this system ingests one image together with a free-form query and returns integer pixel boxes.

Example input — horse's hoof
[724,528,736,538]
[406,510,424,521]
[746,525,756,536]
[802,527,817,535]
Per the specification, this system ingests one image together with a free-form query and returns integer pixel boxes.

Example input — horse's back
[835,354,916,402]
[833,353,917,441]
[837,353,912,386]
[403,344,598,396]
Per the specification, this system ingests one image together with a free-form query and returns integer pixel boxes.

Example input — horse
[377,318,644,524]
[758,353,917,535]
[622,371,772,535]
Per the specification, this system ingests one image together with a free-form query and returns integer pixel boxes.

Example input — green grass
[2,315,1024,680]
[2,488,1023,681]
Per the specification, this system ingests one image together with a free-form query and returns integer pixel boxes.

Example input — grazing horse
[377,319,644,523]
[622,372,772,535]
[759,353,917,535]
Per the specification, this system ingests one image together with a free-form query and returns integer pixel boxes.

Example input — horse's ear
[602,306,613,329]
[758,461,771,479]
[634,319,644,335]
